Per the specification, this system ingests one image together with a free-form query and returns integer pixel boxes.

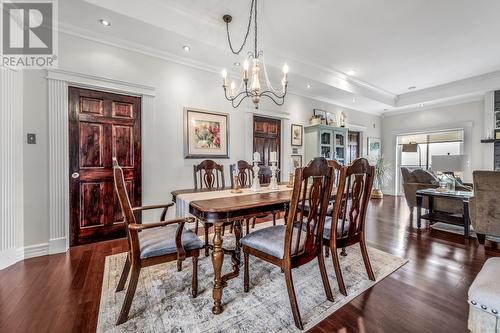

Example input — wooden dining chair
[113,160,202,325]
[192,160,230,255]
[323,158,375,296]
[241,157,334,330]
[230,160,278,234]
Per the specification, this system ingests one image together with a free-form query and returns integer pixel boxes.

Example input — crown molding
[382,94,484,117]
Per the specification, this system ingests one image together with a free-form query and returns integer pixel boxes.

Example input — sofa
[469,170,500,244]
[400,167,472,214]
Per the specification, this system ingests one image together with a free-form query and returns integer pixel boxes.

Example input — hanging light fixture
[221,0,288,109]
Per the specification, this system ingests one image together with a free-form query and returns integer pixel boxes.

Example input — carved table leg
[211,224,224,314]
[233,220,242,266]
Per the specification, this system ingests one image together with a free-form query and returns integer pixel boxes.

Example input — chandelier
[221,0,289,109]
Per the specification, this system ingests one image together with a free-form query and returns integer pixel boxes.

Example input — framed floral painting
[184,108,229,159]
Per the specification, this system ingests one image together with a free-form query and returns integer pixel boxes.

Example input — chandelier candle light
[221,0,289,109]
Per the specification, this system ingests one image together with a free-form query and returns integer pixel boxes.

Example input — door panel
[69,87,141,246]
[253,116,281,184]
[79,122,104,168]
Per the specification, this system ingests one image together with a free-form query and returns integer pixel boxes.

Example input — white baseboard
[49,237,68,254]
[0,247,24,270]
[24,242,49,259]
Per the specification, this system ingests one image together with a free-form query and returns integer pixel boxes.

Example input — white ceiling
[59,0,500,114]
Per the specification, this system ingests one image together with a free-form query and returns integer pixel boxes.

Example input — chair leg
[177,259,182,272]
[194,219,199,234]
[245,219,250,235]
[477,233,486,245]
[325,246,330,258]
[252,217,256,229]
[116,267,140,325]
[116,257,130,292]
[272,212,276,226]
[284,267,303,330]
[222,225,226,236]
[318,249,334,301]
[192,254,199,298]
[204,225,210,257]
[331,245,347,296]
[359,235,375,281]
[340,247,347,256]
[244,252,249,292]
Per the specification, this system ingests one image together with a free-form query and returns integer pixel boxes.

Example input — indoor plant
[371,155,391,199]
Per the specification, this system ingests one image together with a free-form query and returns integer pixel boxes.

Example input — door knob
[72,172,80,179]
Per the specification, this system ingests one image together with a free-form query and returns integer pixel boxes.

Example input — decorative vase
[371,188,383,199]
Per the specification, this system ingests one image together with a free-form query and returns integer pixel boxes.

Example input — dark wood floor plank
[0,196,498,333]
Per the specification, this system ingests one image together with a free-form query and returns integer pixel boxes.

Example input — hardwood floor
[0,196,498,332]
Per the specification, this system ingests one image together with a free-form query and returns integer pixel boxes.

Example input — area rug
[97,222,407,332]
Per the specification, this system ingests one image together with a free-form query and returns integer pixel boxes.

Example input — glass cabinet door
[321,131,331,145]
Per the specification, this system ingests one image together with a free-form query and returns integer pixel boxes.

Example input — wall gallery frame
[184,108,229,159]
[291,124,303,146]
[291,155,303,168]
[367,137,381,158]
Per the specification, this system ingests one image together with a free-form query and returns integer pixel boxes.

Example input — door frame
[47,69,155,254]
[244,108,291,180]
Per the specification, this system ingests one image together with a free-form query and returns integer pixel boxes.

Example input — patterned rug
[97,222,407,332]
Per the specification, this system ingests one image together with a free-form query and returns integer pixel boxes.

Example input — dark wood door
[69,87,141,246]
[347,131,360,164]
[253,116,281,183]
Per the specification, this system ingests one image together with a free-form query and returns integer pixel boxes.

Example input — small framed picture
[313,109,327,119]
[184,108,229,159]
[291,155,303,169]
[367,137,381,158]
[291,124,303,146]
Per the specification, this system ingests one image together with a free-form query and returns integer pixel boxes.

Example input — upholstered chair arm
[132,203,174,221]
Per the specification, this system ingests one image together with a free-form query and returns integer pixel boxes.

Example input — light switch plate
[27,133,36,144]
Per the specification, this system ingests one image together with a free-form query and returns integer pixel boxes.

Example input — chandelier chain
[225,0,256,55]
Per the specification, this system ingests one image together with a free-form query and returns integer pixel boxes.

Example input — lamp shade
[431,155,466,172]
[402,143,419,153]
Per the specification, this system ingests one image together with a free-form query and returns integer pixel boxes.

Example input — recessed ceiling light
[408,86,416,90]
[346,70,357,76]
[306,84,312,89]
[182,45,190,52]
[99,19,111,27]
[352,98,356,103]
[234,62,240,66]
[419,103,425,107]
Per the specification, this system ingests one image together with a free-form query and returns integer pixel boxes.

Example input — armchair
[113,160,202,325]
[469,171,500,244]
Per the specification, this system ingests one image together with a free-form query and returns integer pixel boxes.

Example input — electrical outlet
[27,133,36,144]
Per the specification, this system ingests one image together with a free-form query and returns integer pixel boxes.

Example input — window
[396,129,464,194]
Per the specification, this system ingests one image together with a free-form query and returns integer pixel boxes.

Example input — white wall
[381,100,493,194]
[21,33,381,249]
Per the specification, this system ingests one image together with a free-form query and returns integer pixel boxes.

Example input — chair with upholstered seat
[230,160,278,234]
[241,157,334,330]
[323,158,375,296]
[113,160,202,325]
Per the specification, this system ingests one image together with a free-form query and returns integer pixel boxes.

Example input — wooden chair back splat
[230,160,254,188]
[193,160,225,190]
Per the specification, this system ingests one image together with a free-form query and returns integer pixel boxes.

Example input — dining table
[171,183,342,315]
[171,184,293,315]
